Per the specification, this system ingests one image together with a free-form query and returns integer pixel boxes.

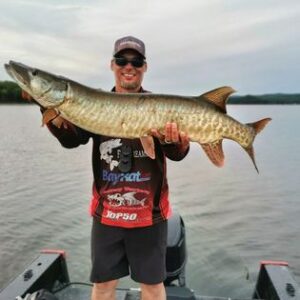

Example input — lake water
[0,104,300,299]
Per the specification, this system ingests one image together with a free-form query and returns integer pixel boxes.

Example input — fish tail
[244,118,272,173]
[247,118,272,135]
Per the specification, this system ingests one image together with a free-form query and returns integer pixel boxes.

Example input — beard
[120,81,139,90]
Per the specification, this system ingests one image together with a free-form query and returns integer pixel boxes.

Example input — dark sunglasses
[114,56,145,68]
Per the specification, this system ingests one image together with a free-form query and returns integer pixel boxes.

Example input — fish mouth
[4,62,17,81]
[5,61,33,88]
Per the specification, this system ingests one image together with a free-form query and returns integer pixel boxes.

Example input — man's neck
[113,86,143,93]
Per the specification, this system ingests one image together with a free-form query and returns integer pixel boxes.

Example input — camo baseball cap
[113,36,146,58]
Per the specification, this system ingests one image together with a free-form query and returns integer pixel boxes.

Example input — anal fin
[201,140,224,167]
[140,136,155,159]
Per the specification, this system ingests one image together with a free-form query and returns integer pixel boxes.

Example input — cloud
[1,0,300,94]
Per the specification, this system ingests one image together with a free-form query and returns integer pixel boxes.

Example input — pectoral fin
[201,140,224,167]
[140,136,155,159]
[42,108,60,126]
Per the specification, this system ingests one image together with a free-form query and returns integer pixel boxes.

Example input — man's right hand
[21,90,33,101]
[21,90,73,130]
[42,109,67,129]
[21,90,68,129]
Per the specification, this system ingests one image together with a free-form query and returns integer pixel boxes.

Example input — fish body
[4,60,271,171]
[60,86,250,146]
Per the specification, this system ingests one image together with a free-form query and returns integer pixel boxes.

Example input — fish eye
[32,69,38,76]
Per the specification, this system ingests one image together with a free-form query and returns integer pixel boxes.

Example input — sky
[0,0,299,95]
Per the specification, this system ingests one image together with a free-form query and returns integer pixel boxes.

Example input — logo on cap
[114,36,146,58]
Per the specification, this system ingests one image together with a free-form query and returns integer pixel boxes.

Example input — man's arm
[42,110,91,148]
[151,123,190,161]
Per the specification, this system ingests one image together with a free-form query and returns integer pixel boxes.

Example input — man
[25,36,190,300]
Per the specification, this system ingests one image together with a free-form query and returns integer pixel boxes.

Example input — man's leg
[125,221,168,299]
[90,219,129,299]
[140,282,166,300]
[91,280,118,300]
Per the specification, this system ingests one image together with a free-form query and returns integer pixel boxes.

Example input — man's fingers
[151,129,164,140]
[21,90,33,101]
[152,123,189,145]
[179,132,190,144]
[164,122,171,142]
[165,122,179,143]
[171,123,179,143]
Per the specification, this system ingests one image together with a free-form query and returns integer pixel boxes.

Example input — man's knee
[92,280,118,300]
[140,282,166,300]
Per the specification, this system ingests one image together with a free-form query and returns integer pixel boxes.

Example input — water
[1,104,300,298]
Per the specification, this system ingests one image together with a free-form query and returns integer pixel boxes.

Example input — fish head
[4,61,67,108]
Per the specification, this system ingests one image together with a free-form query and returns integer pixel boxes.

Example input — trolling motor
[164,213,187,287]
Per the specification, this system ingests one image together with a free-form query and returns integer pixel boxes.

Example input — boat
[0,214,299,300]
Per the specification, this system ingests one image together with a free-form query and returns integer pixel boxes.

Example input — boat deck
[55,283,252,300]
[1,215,299,300]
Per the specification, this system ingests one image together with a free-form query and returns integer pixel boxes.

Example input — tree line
[0,81,24,103]
[229,94,300,104]
[0,80,300,104]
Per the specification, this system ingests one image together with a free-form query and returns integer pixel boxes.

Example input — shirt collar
[111,86,148,93]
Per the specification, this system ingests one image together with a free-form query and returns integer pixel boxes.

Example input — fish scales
[51,80,254,145]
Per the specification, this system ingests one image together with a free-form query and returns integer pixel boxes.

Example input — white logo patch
[107,192,146,207]
[100,139,122,170]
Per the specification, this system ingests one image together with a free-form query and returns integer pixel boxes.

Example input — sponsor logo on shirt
[105,210,137,221]
[102,170,151,185]
[99,139,148,171]
[107,192,147,207]
[100,139,122,171]
[118,149,148,158]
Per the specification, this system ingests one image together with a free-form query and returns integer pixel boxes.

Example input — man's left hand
[151,122,190,151]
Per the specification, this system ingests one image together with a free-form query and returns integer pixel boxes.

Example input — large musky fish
[5,60,271,172]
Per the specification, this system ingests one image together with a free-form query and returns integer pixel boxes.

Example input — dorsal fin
[198,86,236,113]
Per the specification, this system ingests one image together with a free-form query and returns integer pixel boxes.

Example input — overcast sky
[1,0,299,95]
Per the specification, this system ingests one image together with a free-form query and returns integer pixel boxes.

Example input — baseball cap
[113,36,146,58]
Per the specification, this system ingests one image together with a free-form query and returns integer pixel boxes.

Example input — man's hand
[151,122,190,152]
[21,90,33,101]
[20,90,67,129]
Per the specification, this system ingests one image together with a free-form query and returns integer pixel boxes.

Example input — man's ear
[110,60,114,71]
[143,62,148,72]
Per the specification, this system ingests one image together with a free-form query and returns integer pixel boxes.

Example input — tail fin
[245,118,272,173]
[248,118,272,135]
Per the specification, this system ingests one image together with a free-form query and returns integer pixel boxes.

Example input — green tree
[0,81,23,103]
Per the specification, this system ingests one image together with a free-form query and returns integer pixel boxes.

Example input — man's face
[111,49,147,93]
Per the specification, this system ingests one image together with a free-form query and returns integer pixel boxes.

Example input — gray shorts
[90,218,167,284]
